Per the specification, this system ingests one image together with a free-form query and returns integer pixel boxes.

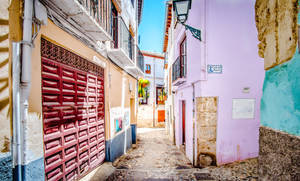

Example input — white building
[137,51,166,128]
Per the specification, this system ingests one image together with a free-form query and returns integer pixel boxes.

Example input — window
[111,4,118,48]
[180,36,187,78]
[156,87,166,105]
[131,0,134,7]
[139,89,148,105]
[172,36,187,82]
[129,34,133,59]
[145,64,151,74]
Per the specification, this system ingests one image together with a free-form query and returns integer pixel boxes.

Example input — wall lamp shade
[173,0,191,24]
[173,0,201,41]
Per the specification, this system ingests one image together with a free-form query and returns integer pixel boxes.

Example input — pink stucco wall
[173,0,264,165]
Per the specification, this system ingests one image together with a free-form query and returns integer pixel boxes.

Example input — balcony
[46,0,112,41]
[107,16,135,67]
[43,0,111,41]
[172,55,186,86]
[125,45,144,78]
[137,46,144,73]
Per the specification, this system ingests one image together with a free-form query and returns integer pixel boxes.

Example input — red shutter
[41,39,105,181]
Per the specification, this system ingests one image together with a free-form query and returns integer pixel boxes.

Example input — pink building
[164,0,265,166]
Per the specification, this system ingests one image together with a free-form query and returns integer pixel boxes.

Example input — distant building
[163,1,176,144]
[137,51,166,128]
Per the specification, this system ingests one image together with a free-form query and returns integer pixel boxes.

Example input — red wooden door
[41,39,105,181]
[182,101,186,144]
[158,110,165,122]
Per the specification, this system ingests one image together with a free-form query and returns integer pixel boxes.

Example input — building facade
[163,1,176,144]
[255,0,300,180]
[0,0,144,180]
[0,0,12,180]
[164,0,265,166]
[137,51,165,128]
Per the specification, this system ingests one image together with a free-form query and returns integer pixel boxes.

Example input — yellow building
[1,0,144,180]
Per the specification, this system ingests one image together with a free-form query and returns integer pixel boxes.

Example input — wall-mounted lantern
[173,0,201,41]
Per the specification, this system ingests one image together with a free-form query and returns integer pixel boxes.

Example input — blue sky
[138,0,167,53]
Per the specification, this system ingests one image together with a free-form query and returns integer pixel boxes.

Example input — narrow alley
[105,129,258,181]
[1,0,300,180]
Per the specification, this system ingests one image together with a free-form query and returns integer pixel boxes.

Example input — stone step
[106,169,215,181]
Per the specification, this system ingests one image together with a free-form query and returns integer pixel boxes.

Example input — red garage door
[41,38,105,181]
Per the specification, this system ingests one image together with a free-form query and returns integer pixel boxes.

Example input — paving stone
[194,173,215,180]
[105,128,258,181]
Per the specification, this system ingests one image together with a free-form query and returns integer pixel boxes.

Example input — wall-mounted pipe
[20,0,34,179]
[192,83,196,166]
[12,42,22,181]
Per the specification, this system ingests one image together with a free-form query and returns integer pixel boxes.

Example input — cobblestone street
[106,128,258,181]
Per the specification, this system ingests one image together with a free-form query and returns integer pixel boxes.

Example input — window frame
[145,64,151,74]
[111,3,118,48]
[139,89,148,105]
[156,86,165,105]
[179,36,187,78]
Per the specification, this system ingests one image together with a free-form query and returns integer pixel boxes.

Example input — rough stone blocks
[255,0,298,70]
[0,153,12,181]
[259,126,300,181]
[196,97,217,167]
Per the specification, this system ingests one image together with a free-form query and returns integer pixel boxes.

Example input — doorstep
[80,162,116,181]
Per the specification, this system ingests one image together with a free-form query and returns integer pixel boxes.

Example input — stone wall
[0,153,12,180]
[0,0,10,153]
[196,97,217,167]
[137,105,165,128]
[255,0,298,70]
[0,0,12,180]
[259,126,300,180]
[256,0,300,179]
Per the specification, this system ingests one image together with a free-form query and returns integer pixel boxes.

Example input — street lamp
[173,0,201,41]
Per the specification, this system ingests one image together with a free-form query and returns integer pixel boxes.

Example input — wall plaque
[207,64,223,74]
[232,99,255,119]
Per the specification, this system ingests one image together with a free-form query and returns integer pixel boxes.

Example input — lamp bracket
[183,24,201,41]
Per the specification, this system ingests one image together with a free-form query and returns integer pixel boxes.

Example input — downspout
[153,58,156,127]
[121,73,127,154]
[20,0,34,179]
[192,83,195,166]
[203,0,208,81]
[12,42,22,181]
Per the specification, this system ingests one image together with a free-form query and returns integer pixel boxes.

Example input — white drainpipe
[20,0,34,178]
[12,42,22,181]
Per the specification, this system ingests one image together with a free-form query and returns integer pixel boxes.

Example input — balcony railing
[136,45,144,73]
[110,16,135,63]
[45,0,112,41]
[77,0,110,33]
[120,17,134,62]
[172,55,186,83]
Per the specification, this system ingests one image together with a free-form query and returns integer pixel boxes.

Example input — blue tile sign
[207,64,223,74]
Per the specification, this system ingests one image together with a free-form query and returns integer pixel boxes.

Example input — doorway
[130,98,135,124]
[182,100,186,145]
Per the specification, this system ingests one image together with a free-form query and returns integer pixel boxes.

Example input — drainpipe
[20,0,34,178]
[203,0,208,81]
[192,83,196,166]
[12,42,22,181]
[153,58,156,127]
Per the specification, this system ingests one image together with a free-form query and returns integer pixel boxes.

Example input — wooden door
[41,39,105,180]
